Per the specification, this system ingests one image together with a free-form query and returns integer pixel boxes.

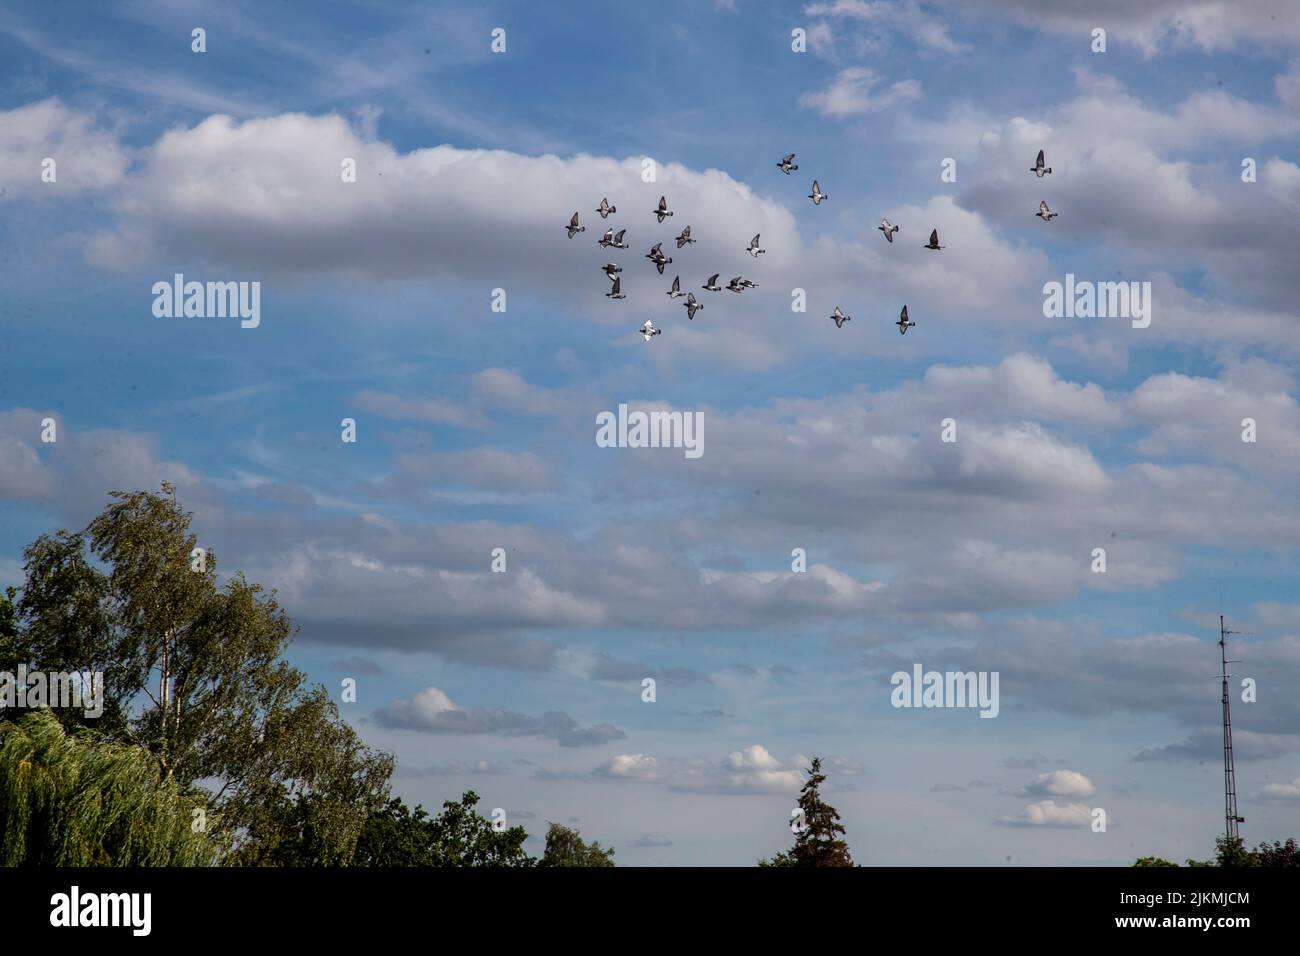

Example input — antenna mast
[1219,615,1245,844]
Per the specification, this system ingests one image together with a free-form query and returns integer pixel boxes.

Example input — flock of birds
[564,149,1057,342]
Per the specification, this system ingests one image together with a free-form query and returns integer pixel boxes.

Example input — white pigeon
[808,180,826,205]
[878,218,899,242]
[830,307,850,329]
[640,319,661,342]
[1036,200,1058,221]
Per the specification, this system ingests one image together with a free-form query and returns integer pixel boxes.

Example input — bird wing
[782,153,795,164]
[570,212,580,227]
[930,229,938,244]
[900,306,909,321]
[1039,200,1050,214]
[658,196,667,210]
[707,274,718,284]
[1036,149,1045,165]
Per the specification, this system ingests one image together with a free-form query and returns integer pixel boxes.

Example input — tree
[352,792,533,867]
[1253,838,1300,866]
[760,756,853,867]
[9,484,394,865]
[0,709,220,866]
[1133,856,1178,867]
[540,822,615,867]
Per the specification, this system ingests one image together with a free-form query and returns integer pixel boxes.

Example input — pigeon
[1030,150,1051,177]
[702,274,722,292]
[603,263,622,280]
[747,234,766,257]
[606,277,626,299]
[640,319,661,342]
[598,227,615,248]
[675,225,695,249]
[653,196,674,222]
[684,293,703,320]
[567,212,585,238]
[808,180,827,205]
[612,229,628,249]
[777,153,798,175]
[878,218,900,243]
[667,275,685,298]
[740,278,758,289]
[1036,200,1058,221]
[727,276,747,293]
[896,305,915,335]
[924,228,944,251]
[830,307,851,329]
[596,197,617,219]
[646,242,673,274]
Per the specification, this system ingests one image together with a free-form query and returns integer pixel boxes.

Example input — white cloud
[1023,769,1097,797]
[799,68,922,118]
[1000,800,1095,828]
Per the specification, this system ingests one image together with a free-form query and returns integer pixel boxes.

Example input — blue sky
[3,0,1300,865]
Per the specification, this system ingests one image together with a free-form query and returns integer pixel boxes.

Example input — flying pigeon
[612,229,628,249]
[606,277,626,299]
[684,293,703,320]
[727,276,747,293]
[653,196,674,222]
[596,197,617,218]
[676,225,695,249]
[740,278,758,289]
[702,274,722,292]
[646,242,673,274]
[1030,150,1051,177]
[567,212,585,238]
[747,234,766,257]
[830,307,851,329]
[667,275,685,298]
[777,153,798,175]
[924,228,944,250]
[603,263,622,280]
[878,218,900,243]
[896,305,915,335]
[808,180,826,205]
[1036,200,1058,221]
[598,227,614,248]
[640,319,661,342]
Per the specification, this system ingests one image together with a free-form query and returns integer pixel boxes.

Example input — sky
[2,0,1300,866]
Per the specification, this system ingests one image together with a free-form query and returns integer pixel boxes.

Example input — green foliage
[352,792,534,867]
[759,756,854,867]
[0,709,220,866]
[1253,837,1300,866]
[1145,835,1300,868]
[8,484,394,865]
[540,822,615,867]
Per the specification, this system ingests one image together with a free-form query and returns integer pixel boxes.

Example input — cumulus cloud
[0,99,129,199]
[999,800,1095,828]
[1022,769,1096,797]
[373,686,626,747]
